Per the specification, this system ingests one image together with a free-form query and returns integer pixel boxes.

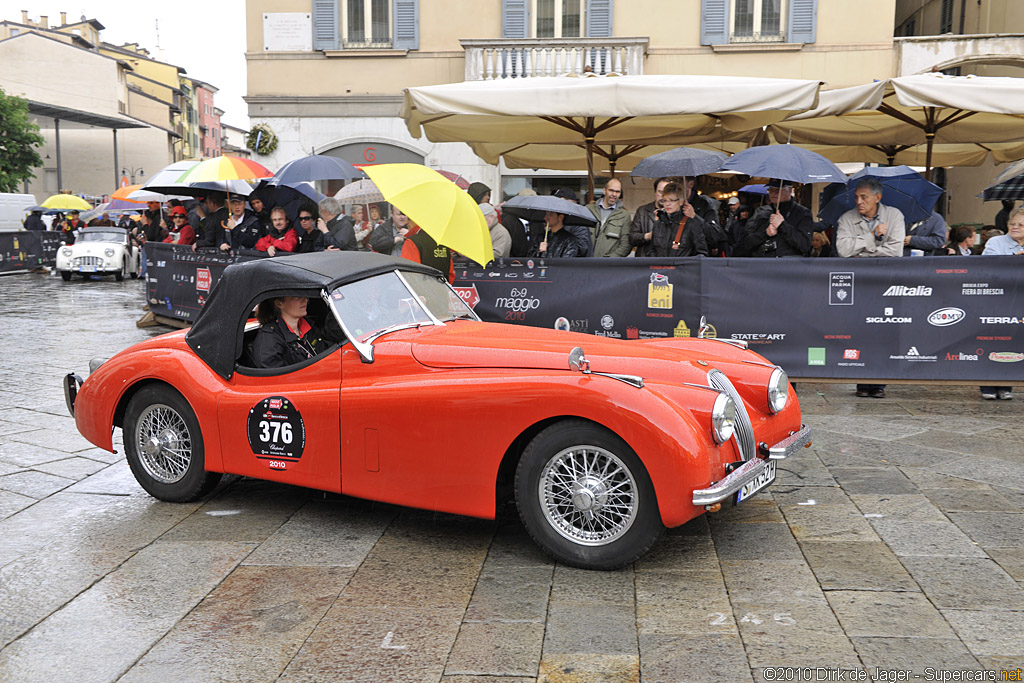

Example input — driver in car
[250,296,331,368]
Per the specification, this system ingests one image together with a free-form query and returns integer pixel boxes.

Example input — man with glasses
[294,207,343,253]
[586,178,632,257]
[733,180,813,258]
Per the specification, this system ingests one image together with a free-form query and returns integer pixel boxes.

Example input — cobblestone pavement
[0,272,1022,682]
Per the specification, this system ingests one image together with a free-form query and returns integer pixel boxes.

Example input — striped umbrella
[176,155,273,184]
[110,184,146,202]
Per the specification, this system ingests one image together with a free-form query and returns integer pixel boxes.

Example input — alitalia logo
[883,285,933,296]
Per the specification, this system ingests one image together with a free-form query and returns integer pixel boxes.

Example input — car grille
[73,256,103,268]
[708,369,755,461]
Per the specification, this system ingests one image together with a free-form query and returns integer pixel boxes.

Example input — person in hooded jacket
[633,182,708,257]
[535,210,592,258]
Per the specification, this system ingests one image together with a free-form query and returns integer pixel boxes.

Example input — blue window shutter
[700,0,730,45]
[788,0,817,43]
[393,0,419,49]
[586,0,613,37]
[502,0,530,39]
[312,0,339,50]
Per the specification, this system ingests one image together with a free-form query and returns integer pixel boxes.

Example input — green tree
[0,88,45,193]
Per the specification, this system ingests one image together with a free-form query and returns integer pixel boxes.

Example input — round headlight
[711,393,736,444]
[61,247,72,257]
[104,248,115,257]
[768,367,789,414]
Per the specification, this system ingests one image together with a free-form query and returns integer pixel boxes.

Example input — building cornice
[244,94,403,117]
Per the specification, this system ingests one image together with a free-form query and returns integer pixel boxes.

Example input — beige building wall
[895,0,1024,228]
[245,1,900,203]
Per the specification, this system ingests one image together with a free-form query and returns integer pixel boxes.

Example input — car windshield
[77,231,125,243]
[327,270,477,344]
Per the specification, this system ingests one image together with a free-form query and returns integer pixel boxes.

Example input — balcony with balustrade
[460,37,647,81]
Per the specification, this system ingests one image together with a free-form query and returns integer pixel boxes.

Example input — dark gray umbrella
[268,154,365,186]
[629,147,727,179]
[501,195,597,226]
[980,158,1024,201]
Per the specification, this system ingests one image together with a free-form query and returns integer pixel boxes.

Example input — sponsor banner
[145,242,263,322]
[142,249,1023,381]
[456,255,1024,382]
[0,231,61,273]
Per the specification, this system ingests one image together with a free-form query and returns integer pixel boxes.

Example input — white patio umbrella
[403,74,822,199]
[768,74,1024,178]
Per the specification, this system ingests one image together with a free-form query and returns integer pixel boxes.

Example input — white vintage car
[56,227,141,281]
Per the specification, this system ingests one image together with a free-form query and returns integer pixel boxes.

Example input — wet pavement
[0,271,1022,682]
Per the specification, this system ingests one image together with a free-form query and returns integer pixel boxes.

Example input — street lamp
[122,167,145,184]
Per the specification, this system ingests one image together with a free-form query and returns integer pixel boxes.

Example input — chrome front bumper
[692,425,812,506]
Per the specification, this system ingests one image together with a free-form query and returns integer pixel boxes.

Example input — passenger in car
[250,297,331,368]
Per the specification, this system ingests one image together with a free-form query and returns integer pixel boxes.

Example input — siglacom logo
[928,307,966,327]
[883,285,933,296]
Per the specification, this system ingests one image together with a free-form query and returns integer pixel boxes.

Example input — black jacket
[220,211,264,250]
[327,215,357,251]
[196,207,230,248]
[688,192,726,256]
[249,317,331,368]
[294,226,342,253]
[502,212,545,258]
[636,209,709,257]
[23,214,45,231]
[735,201,813,258]
[535,224,592,258]
[369,219,404,255]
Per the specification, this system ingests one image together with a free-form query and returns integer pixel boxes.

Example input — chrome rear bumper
[692,425,811,506]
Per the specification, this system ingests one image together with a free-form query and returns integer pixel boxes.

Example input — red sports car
[65,251,810,569]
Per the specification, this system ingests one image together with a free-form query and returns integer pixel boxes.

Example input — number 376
[259,420,293,444]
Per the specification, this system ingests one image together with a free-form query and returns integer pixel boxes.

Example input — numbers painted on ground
[709,612,796,626]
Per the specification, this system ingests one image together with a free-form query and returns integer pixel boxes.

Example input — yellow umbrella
[41,194,92,211]
[363,164,492,267]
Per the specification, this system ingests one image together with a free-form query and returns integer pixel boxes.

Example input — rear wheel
[515,420,663,570]
[60,271,72,281]
[123,385,221,502]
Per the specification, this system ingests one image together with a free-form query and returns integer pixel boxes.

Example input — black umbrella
[980,158,1024,201]
[630,147,727,179]
[251,181,322,222]
[501,195,597,226]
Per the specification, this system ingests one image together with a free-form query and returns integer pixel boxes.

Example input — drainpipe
[958,0,966,35]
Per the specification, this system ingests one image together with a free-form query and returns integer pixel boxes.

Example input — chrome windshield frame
[323,269,476,363]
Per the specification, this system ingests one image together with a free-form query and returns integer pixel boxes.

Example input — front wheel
[60,270,72,281]
[515,420,663,570]
[123,385,221,502]
[115,259,126,281]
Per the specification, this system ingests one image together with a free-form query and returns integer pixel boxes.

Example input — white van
[0,193,38,232]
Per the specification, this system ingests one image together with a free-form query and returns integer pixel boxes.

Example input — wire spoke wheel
[134,403,192,484]
[539,445,638,546]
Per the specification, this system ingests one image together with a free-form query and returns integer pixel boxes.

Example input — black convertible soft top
[186,251,441,379]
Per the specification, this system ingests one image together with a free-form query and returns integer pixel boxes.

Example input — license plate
[736,459,776,503]
[82,266,96,273]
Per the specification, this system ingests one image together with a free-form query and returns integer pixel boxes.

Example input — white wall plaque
[263,13,312,52]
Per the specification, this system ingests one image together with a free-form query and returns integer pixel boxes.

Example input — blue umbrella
[720,144,846,185]
[818,166,943,226]
[738,184,769,195]
[268,154,364,186]
[630,147,727,179]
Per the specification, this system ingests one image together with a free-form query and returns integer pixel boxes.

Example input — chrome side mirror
[698,315,710,339]
[568,347,590,373]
